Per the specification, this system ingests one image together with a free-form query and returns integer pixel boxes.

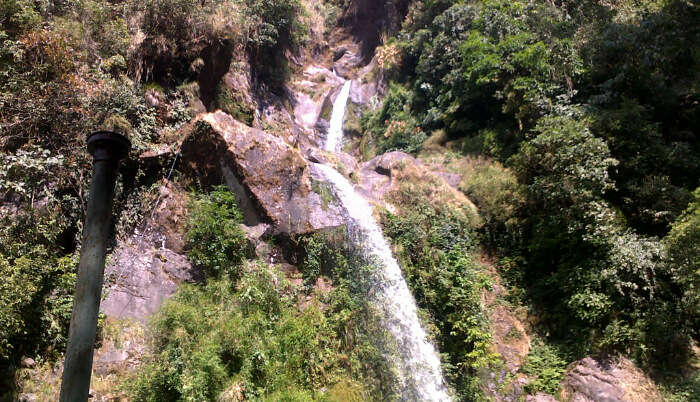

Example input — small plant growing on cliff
[521,339,567,395]
[186,186,247,279]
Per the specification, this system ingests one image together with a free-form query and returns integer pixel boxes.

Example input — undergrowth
[130,191,398,400]
[520,339,568,395]
[381,190,498,400]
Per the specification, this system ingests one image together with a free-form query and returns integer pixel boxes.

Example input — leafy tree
[511,114,685,359]
[665,188,700,340]
[580,0,700,235]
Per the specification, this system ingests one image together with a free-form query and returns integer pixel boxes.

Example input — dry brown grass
[388,157,482,228]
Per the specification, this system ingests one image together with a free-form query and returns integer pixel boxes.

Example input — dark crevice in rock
[338,0,410,62]
[198,41,234,111]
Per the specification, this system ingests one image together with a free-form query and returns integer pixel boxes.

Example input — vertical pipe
[60,132,130,402]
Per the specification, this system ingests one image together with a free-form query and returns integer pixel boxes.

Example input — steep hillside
[1,0,698,401]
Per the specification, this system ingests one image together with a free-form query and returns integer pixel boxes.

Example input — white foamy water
[324,79,352,152]
[315,81,450,400]
[315,164,450,400]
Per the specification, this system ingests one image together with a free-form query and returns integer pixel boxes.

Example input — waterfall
[324,79,352,152]
[316,82,450,400]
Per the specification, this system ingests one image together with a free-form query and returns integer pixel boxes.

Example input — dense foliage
[130,266,365,401]
[186,186,248,279]
[2,0,698,398]
[0,148,80,389]
[364,0,699,370]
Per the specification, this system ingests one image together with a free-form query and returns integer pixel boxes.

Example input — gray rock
[19,393,36,402]
[563,357,625,402]
[100,181,195,321]
[306,148,329,164]
[349,74,376,105]
[434,171,462,189]
[146,181,189,253]
[526,393,558,402]
[293,90,322,130]
[354,151,420,205]
[101,236,196,322]
[21,357,36,368]
[145,89,163,108]
[366,151,421,176]
[242,223,271,258]
[335,151,359,174]
[333,47,348,62]
[332,42,364,79]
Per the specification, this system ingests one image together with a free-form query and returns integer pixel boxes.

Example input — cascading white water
[324,79,352,152]
[315,164,450,400]
[317,81,450,400]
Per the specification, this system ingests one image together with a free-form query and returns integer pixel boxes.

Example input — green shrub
[129,263,368,400]
[456,157,523,245]
[186,186,248,279]
[88,74,159,151]
[0,0,42,36]
[520,339,567,395]
[296,230,400,398]
[0,248,75,362]
[361,83,427,156]
[660,372,700,402]
[665,187,700,340]
[509,113,688,361]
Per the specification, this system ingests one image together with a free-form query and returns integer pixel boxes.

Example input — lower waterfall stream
[315,80,450,400]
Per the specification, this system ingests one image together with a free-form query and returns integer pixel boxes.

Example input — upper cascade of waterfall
[314,163,450,400]
[325,79,352,152]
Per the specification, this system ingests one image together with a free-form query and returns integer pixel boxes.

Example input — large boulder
[562,357,661,402]
[101,237,195,321]
[181,111,345,235]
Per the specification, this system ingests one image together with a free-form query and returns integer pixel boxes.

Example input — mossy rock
[343,101,363,138]
[319,93,334,121]
[216,85,254,126]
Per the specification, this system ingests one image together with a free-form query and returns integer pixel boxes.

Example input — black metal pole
[60,132,130,402]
